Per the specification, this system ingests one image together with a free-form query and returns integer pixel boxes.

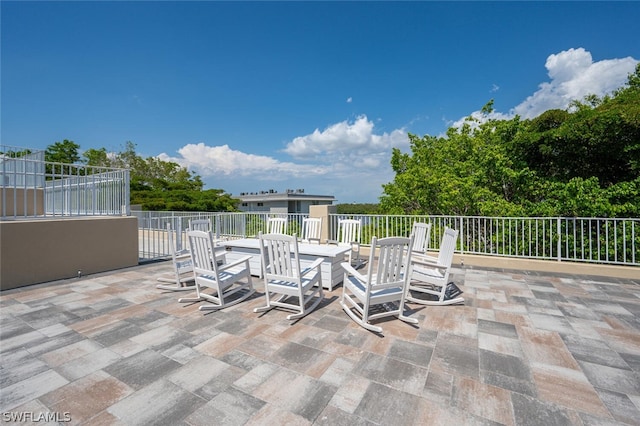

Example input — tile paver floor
[1,261,639,425]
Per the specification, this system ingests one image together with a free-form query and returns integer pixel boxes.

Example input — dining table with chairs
[222,237,351,291]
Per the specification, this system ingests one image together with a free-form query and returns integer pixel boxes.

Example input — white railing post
[557,217,562,262]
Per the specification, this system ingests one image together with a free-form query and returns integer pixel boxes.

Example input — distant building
[235,189,335,214]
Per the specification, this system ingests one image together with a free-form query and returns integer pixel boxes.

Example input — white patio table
[222,238,351,291]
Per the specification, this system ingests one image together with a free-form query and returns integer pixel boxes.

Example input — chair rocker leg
[156,275,195,292]
[339,299,384,333]
[253,291,284,314]
[406,292,464,306]
[199,287,256,311]
[287,291,323,320]
[254,295,275,313]
[423,296,464,306]
[253,303,272,313]
[286,310,306,320]
[178,295,204,304]
[157,282,195,292]
[406,281,465,306]
[398,312,419,325]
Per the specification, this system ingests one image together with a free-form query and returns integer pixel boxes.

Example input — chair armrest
[300,257,323,277]
[326,239,338,245]
[175,249,191,258]
[411,253,442,267]
[218,255,253,270]
[341,261,366,282]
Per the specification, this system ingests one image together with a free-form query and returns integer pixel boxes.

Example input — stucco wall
[0,188,45,216]
[309,204,336,243]
[0,216,139,290]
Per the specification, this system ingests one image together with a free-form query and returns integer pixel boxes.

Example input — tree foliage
[45,139,81,164]
[336,203,380,214]
[380,64,640,218]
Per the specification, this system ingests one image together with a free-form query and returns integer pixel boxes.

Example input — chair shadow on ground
[253,294,340,325]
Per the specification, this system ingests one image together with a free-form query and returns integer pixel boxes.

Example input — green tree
[336,203,380,214]
[380,113,527,216]
[45,140,80,164]
[82,147,111,167]
[380,67,640,218]
[0,148,32,157]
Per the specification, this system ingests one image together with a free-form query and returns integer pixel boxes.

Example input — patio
[1,260,639,425]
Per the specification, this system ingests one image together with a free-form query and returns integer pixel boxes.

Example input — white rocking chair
[329,219,362,267]
[301,217,322,244]
[340,235,418,334]
[267,217,287,234]
[189,218,212,232]
[189,218,227,262]
[408,227,463,306]
[254,233,324,320]
[410,222,434,264]
[156,223,195,291]
[178,230,255,311]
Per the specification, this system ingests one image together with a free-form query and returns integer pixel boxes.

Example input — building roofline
[235,189,335,202]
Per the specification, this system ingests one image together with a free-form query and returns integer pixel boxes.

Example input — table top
[223,238,351,257]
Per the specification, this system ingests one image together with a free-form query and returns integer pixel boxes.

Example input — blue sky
[2,1,639,203]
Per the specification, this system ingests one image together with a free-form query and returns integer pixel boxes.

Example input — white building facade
[235,189,335,214]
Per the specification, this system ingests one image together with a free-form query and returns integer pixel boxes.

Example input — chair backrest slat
[338,219,361,244]
[411,222,431,254]
[187,230,219,276]
[437,228,459,266]
[189,219,212,232]
[260,232,300,280]
[368,235,414,289]
[302,218,322,242]
[267,217,287,234]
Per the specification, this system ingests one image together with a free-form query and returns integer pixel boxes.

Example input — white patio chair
[410,222,434,264]
[254,232,324,320]
[340,235,418,334]
[408,227,463,306]
[329,219,362,267]
[189,218,212,232]
[267,217,287,234]
[189,218,227,262]
[178,230,255,311]
[301,217,322,244]
[156,222,195,291]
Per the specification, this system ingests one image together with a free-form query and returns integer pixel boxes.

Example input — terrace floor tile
[1,260,638,424]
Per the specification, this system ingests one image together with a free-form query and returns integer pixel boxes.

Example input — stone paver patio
[1,260,639,425]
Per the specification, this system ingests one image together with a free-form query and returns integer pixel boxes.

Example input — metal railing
[329,214,638,266]
[1,145,130,219]
[136,211,638,267]
[132,211,309,259]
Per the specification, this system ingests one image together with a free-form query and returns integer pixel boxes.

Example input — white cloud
[514,48,637,118]
[158,116,409,186]
[158,143,329,180]
[453,48,638,129]
[346,97,353,103]
[283,115,408,160]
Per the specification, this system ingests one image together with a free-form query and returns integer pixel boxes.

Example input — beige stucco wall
[0,216,139,290]
[0,188,45,216]
[309,204,336,243]
[451,252,639,280]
